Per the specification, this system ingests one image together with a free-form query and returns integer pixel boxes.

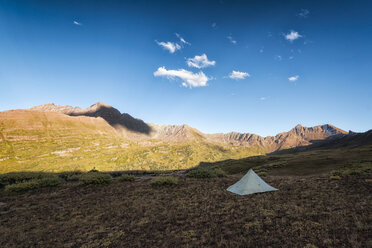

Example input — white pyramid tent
[227,169,278,195]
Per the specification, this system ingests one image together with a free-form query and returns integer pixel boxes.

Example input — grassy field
[0,174,370,247]
[0,145,371,247]
[0,111,266,173]
[197,145,372,176]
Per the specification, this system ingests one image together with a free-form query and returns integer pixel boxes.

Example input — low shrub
[119,174,136,182]
[37,177,64,187]
[330,175,341,180]
[109,172,123,178]
[0,172,51,187]
[58,171,82,181]
[186,168,216,178]
[330,170,343,177]
[214,168,227,177]
[151,176,178,187]
[66,174,81,182]
[4,177,63,193]
[79,172,112,186]
[330,163,372,177]
[257,171,267,177]
[345,169,364,175]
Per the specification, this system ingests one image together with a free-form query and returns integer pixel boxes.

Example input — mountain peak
[85,102,114,113]
[321,124,346,135]
[90,101,111,108]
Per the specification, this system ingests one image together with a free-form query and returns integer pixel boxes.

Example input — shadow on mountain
[69,105,152,135]
[271,129,372,155]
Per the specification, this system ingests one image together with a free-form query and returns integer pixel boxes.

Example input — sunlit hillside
[0,110,266,173]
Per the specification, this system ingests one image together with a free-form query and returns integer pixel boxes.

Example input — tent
[227,169,278,195]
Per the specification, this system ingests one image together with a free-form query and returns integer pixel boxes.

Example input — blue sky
[1,0,371,136]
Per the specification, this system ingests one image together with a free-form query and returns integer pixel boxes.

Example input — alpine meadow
[0,1,371,247]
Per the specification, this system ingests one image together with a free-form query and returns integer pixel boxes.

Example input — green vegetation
[4,176,63,193]
[151,176,178,187]
[214,168,227,177]
[329,175,341,180]
[257,171,268,177]
[0,112,267,173]
[187,168,217,178]
[186,167,227,178]
[330,161,372,177]
[79,172,113,185]
[118,174,136,182]
[57,171,82,181]
[196,146,372,177]
[0,172,53,188]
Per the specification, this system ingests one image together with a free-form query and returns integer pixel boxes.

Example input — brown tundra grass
[0,173,370,247]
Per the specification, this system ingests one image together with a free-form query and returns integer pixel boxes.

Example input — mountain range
[0,102,370,172]
[29,102,349,152]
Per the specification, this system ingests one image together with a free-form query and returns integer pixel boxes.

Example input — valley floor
[0,174,370,247]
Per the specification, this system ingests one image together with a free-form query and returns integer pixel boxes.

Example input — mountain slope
[0,109,265,172]
[0,102,360,172]
[30,102,152,136]
[29,102,347,152]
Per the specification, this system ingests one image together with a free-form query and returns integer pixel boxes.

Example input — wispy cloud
[156,41,181,54]
[227,35,237,44]
[154,67,209,88]
[284,30,302,42]
[288,75,299,82]
[73,21,82,26]
[187,54,216,69]
[275,55,282,61]
[259,47,264,53]
[229,70,250,80]
[212,22,217,29]
[297,9,310,18]
[175,33,190,45]
[260,97,268,101]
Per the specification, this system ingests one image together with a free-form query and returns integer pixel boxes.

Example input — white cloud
[229,70,250,80]
[260,97,267,101]
[289,56,294,60]
[227,35,237,44]
[73,21,82,26]
[288,75,299,82]
[156,41,181,53]
[175,33,190,45]
[284,30,302,42]
[297,9,310,18]
[154,66,209,88]
[186,54,216,69]
[259,47,264,53]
